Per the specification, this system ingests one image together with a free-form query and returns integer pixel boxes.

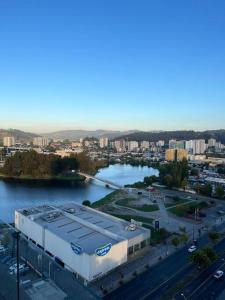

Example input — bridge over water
[77,172,123,189]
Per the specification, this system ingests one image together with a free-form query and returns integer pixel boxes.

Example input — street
[104,222,225,300]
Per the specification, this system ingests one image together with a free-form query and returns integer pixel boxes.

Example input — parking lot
[0,221,99,300]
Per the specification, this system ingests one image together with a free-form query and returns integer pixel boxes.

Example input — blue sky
[0,0,225,133]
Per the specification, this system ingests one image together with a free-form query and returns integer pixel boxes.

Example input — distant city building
[140,141,149,149]
[3,136,15,147]
[72,141,82,148]
[33,137,50,147]
[215,142,223,150]
[185,139,206,155]
[169,140,185,149]
[99,137,109,148]
[114,140,126,152]
[208,138,216,148]
[165,149,187,162]
[156,140,165,147]
[127,141,139,152]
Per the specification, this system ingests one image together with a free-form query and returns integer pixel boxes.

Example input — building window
[128,246,133,255]
[141,240,146,249]
[134,244,139,252]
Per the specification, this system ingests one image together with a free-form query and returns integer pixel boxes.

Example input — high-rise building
[99,137,109,148]
[33,137,50,147]
[185,139,206,154]
[114,140,126,152]
[165,149,187,162]
[208,138,216,147]
[169,140,185,149]
[140,141,149,149]
[156,140,165,147]
[127,141,139,152]
[3,136,15,147]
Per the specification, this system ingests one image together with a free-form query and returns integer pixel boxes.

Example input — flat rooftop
[16,203,149,255]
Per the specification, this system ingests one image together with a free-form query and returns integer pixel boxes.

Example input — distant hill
[0,129,38,144]
[42,129,139,140]
[115,130,225,144]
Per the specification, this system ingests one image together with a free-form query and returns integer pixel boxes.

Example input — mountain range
[117,129,225,144]
[1,128,225,144]
[41,129,139,140]
[0,129,38,143]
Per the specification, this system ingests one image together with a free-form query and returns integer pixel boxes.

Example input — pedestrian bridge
[77,172,123,189]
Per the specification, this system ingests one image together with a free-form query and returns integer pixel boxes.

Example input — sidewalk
[91,240,178,296]
[91,219,225,297]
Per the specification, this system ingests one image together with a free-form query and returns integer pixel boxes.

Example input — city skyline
[1,0,225,132]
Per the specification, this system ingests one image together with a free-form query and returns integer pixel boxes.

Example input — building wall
[15,211,128,282]
[89,239,128,281]
[44,229,91,281]
[15,212,43,246]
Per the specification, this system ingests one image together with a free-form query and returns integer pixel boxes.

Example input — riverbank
[0,172,85,183]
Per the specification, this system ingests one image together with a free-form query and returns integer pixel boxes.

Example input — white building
[114,140,126,152]
[99,137,109,148]
[185,139,206,154]
[127,141,139,152]
[140,141,149,150]
[208,138,216,148]
[15,204,150,284]
[156,140,165,147]
[33,137,50,147]
[3,136,15,147]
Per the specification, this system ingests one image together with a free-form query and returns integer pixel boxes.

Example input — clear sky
[0,0,225,133]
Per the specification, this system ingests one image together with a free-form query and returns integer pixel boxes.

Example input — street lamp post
[181,293,187,300]
[12,231,20,300]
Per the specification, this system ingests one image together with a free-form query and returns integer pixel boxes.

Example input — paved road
[174,237,225,300]
[104,222,225,300]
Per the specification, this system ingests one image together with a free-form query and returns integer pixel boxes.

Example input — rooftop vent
[63,208,76,214]
[43,211,62,222]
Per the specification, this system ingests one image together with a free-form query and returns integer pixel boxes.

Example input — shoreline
[0,173,86,183]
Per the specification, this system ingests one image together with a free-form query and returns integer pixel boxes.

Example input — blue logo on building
[95,243,112,256]
[71,242,83,255]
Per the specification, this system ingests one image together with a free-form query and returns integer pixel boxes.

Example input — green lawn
[117,198,159,212]
[169,201,208,217]
[91,190,120,208]
[165,198,191,208]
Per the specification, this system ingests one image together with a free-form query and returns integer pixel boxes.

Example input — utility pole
[13,231,20,300]
[192,208,198,241]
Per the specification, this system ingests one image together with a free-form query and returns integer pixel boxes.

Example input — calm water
[0,164,158,222]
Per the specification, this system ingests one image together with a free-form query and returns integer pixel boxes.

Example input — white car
[188,245,197,253]
[214,270,224,279]
[0,246,6,252]
[9,263,24,272]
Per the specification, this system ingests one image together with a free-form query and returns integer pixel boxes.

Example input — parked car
[1,256,11,263]
[188,245,197,253]
[214,270,224,279]
[6,258,16,266]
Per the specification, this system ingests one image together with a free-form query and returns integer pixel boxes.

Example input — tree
[181,178,188,191]
[180,233,189,243]
[190,250,211,268]
[201,184,212,197]
[215,185,225,199]
[191,168,199,177]
[208,232,220,244]
[171,237,180,248]
[194,183,201,194]
[203,247,217,262]
[164,175,173,188]
[82,200,91,207]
